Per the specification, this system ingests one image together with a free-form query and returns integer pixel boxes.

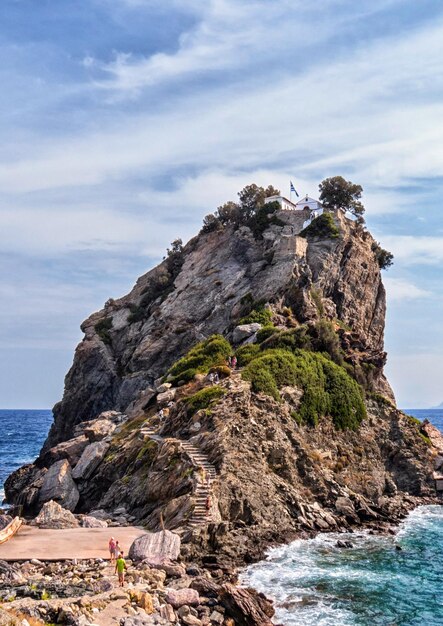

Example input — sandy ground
[0,525,145,561]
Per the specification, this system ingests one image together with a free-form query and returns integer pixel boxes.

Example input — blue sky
[1,0,443,409]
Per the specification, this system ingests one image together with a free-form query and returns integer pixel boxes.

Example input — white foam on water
[241,506,443,626]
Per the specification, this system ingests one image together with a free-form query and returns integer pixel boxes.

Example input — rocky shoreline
[0,492,440,626]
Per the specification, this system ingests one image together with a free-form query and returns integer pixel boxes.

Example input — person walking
[115,551,127,587]
[114,540,121,559]
[108,537,116,564]
[231,355,237,370]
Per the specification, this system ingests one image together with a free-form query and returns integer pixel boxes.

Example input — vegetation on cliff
[168,335,231,385]
[242,348,366,429]
[299,212,340,239]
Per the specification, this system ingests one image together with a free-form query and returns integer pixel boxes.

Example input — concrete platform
[0,525,146,561]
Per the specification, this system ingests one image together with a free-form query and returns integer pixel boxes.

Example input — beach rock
[220,584,274,626]
[72,441,109,480]
[129,590,154,613]
[232,324,262,344]
[38,460,79,511]
[165,588,200,609]
[0,607,21,625]
[81,515,108,528]
[32,500,79,529]
[42,435,89,467]
[129,530,181,563]
[190,577,220,598]
[335,497,359,522]
[159,603,176,622]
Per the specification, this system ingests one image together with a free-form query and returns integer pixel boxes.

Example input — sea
[0,409,53,502]
[1,408,443,624]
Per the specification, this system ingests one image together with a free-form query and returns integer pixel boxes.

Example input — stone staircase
[139,425,216,528]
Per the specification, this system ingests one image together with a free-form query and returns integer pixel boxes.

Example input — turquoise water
[242,507,443,625]
[241,411,443,626]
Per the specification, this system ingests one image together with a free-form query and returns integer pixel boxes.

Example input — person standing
[115,551,127,587]
[108,537,116,564]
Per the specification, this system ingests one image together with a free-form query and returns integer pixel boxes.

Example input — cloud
[383,277,430,302]
[381,236,443,265]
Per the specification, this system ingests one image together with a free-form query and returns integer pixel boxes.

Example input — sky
[1,0,442,409]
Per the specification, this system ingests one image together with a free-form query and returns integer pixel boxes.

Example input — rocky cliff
[5,205,438,564]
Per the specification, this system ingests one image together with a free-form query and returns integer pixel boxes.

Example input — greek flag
[290,181,299,197]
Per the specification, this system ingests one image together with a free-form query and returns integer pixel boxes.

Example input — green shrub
[168,335,232,385]
[372,242,394,270]
[236,344,261,366]
[186,386,226,415]
[310,288,325,316]
[242,348,365,429]
[209,365,231,378]
[256,326,278,343]
[261,326,312,351]
[128,304,145,323]
[95,317,113,344]
[248,201,285,238]
[309,319,344,365]
[300,213,340,239]
[240,305,272,326]
[169,367,197,385]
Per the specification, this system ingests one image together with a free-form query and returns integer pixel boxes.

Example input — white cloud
[1,12,443,197]
[381,236,443,265]
[383,277,430,302]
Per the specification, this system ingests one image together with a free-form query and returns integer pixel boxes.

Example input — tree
[237,184,280,220]
[216,200,241,226]
[201,213,222,233]
[319,176,365,218]
[166,238,184,277]
[371,242,394,269]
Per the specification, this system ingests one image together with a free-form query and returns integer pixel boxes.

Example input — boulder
[129,529,181,563]
[72,441,109,480]
[129,590,154,613]
[159,603,176,622]
[220,584,274,626]
[32,500,79,529]
[233,323,262,344]
[83,419,116,442]
[42,435,89,466]
[165,588,200,609]
[156,382,172,394]
[190,576,220,598]
[81,515,108,528]
[157,389,176,406]
[38,460,79,511]
[335,496,359,522]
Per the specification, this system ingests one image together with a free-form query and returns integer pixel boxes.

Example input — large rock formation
[5,206,437,564]
[43,210,392,451]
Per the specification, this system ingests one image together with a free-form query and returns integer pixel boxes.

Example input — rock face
[38,460,79,512]
[32,500,79,529]
[72,441,109,481]
[128,530,181,564]
[39,210,392,452]
[4,206,437,553]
